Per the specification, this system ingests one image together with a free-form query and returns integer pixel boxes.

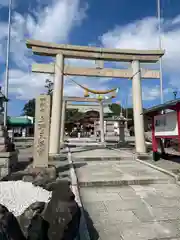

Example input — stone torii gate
[61,96,110,145]
[26,39,164,155]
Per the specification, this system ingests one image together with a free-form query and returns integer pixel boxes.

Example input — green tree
[65,108,84,123]
[45,79,53,95]
[125,107,134,128]
[44,79,86,123]
[22,79,53,118]
[126,107,148,129]
[108,103,124,116]
[22,98,35,117]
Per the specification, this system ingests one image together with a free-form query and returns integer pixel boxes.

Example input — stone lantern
[0,86,8,124]
[118,114,126,143]
[0,87,18,179]
[112,114,126,143]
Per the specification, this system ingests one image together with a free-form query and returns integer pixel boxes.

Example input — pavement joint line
[72,156,132,161]
[109,147,179,183]
[136,158,179,183]
[78,178,172,187]
[107,146,136,154]
[67,152,78,186]
[67,150,90,240]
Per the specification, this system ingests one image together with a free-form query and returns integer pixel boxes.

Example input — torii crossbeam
[32,63,160,79]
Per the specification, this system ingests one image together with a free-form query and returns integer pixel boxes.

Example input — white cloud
[126,84,173,104]
[101,17,159,51]
[7,69,51,99]
[5,5,180,103]
[100,16,180,101]
[29,0,87,42]
[0,0,88,99]
[6,67,112,100]
[0,0,16,9]
[142,85,160,101]
[63,76,109,97]
[127,84,160,103]
[0,0,10,7]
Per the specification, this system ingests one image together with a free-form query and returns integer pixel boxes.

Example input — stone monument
[23,94,56,186]
[33,94,50,168]
[0,87,18,178]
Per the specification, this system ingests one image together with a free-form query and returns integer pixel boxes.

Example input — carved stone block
[33,95,51,168]
[0,138,6,144]
[0,151,18,179]
[0,130,5,137]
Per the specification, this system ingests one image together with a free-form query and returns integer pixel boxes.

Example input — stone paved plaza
[73,159,173,186]
[71,147,180,240]
[80,185,180,240]
[14,142,180,240]
[71,147,134,159]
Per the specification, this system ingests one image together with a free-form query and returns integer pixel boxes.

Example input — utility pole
[157,0,164,104]
[120,100,123,117]
[125,96,128,129]
[4,0,12,127]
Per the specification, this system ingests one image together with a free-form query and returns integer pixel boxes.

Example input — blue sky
[0,0,180,116]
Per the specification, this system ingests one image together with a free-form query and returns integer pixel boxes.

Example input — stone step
[73,156,133,161]
[49,154,67,161]
[56,177,71,184]
[78,177,174,187]
[136,153,153,160]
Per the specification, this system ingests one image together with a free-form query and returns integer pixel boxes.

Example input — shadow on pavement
[73,162,87,169]
[56,164,71,173]
[161,153,180,163]
[14,158,33,172]
[83,209,99,240]
[56,162,87,174]
[63,146,101,154]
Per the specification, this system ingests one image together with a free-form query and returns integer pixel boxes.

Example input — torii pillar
[132,60,146,153]
[49,54,64,154]
[99,101,105,143]
[60,99,66,146]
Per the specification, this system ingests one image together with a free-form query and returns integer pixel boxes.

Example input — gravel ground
[0,181,52,216]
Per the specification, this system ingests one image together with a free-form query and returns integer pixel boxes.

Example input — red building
[143,99,180,160]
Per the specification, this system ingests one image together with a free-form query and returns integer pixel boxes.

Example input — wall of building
[155,111,178,136]
[94,120,118,136]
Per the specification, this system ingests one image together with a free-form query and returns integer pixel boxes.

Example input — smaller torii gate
[61,96,110,144]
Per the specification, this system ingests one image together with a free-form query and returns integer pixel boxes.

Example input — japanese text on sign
[37,97,48,157]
